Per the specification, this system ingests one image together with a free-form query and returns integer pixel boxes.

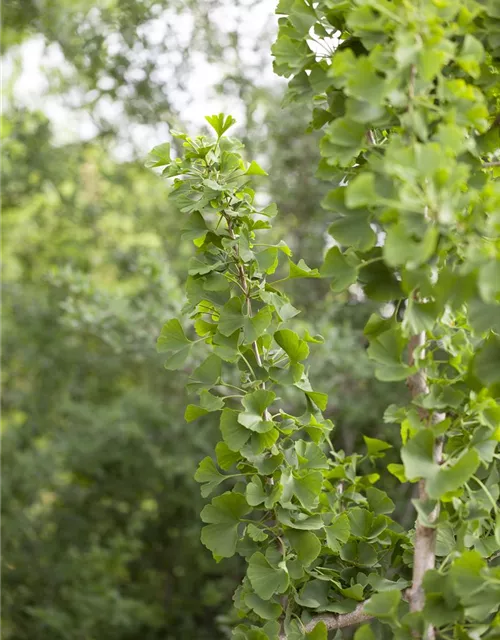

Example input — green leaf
[245,306,273,344]
[384,225,438,269]
[239,390,276,433]
[303,330,324,343]
[401,429,438,481]
[146,142,171,168]
[325,513,351,552]
[468,299,500,334]
[387,463,408,482]
[328,214,376,252]
[260,203,278,218]
[261,291,299,321]
[402,431,480,499]
[275,329,309,362]
[295,579,330,608]
[198,390,224,411]
[194,457,228,498]
[473,336,500,386]
[363,590,401,619]
[205,113,236,137]
[346,58,388,103]
[182,211,208,244]
[272,35,313,75]
[457,34,485,78]
[288,0,317,35]
[256,248,279,275]
[200,492,250,558]
[340,541,378,566]
[220,408,252,451]
[244,593,282,620]
[185,404,209,422]
[276,507,324,530]
[306,621,327,640]
[188,255,224,276]
[478,260,500,302]
[366,487,395,515]
[359,259,403,301]
[348,508,373,538]
[218,297,245,337]
[426,450,480,500]
[233,624,271,640]
[215,442,240,470]
[246,476,281,509]
[247,523,268,543]
[345,173,378,208]
[156,319,193,369]
[218,298,272,344]
[320,247,358,292]
[323,117,365,149]
[295,440,329,469]
[340,583,365,601]
[247,552,289,600]
[364,314,393,339]
[289,258,321,279]
[287,530,321,566]
[404,299,439,334]
[281,468,323,510]
[213,330,240,362]
[448,551,485,599]
[188,354,222,391]
[354,625,375,640]
[367,328,411,381]
[246,160,268,176]
[363,436,392,456]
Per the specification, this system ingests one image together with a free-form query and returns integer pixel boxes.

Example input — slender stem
[220,381,246,393]
[366,130,376,145]
[267,276,289,287]
[225,216,270,418]
[469,476,499,513]
[406,332,445,640]
[239,351,256,379]
[360,256,384,268]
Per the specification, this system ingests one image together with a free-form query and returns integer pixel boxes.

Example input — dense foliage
[155,1,500,639]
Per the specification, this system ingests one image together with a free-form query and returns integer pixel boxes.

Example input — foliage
[154,0,500,636]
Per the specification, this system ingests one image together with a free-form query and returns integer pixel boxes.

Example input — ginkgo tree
[150,1,500,639]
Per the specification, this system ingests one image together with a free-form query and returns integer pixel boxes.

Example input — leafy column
[272,0,500,639]
[151,115,416,639]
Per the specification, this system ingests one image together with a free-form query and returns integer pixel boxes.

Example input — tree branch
[278,603,372,639]
[483,161,500,167]
[406,333,445,640]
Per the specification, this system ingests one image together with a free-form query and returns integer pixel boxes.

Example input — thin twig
[225,219,270,411]
[279,604,372,639]
[366,130,376,145]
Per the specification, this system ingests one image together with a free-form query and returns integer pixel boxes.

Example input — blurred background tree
[1,2,404,639]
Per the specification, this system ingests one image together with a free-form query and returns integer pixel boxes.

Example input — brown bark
[278,604,372,639]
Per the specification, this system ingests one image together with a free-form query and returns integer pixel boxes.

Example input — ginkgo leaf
[194,457,228,498]
[200,492,250,558]
[247,552,289,600]
[156,319,193,369]
[238,390,276,433]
